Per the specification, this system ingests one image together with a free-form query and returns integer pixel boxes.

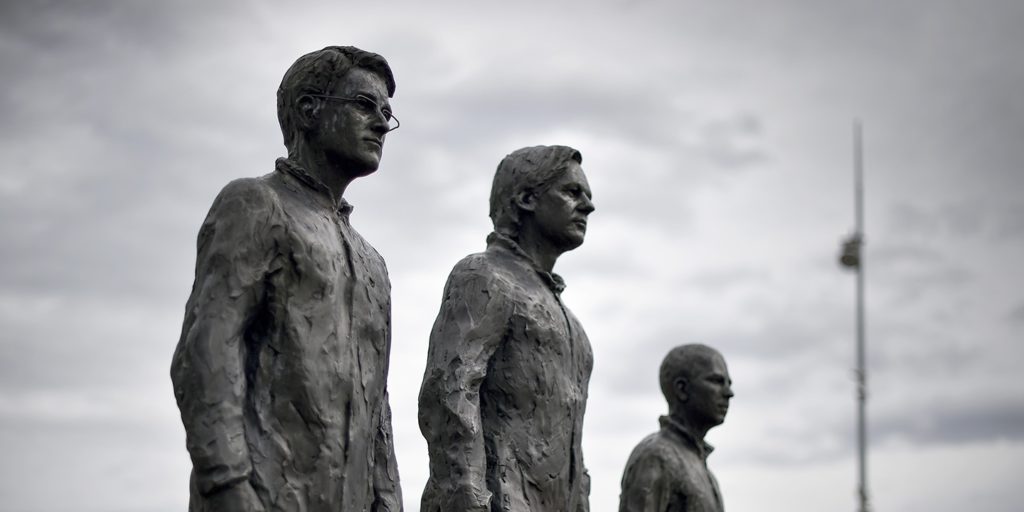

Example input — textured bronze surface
[419,146,595,512]
[171,46,402,512]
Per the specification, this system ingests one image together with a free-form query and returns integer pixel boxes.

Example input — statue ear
[296,94,320,131]
[674,377,689,403]
[515,189,537,213]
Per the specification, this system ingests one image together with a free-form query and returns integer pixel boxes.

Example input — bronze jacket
[419,233,593,512]
[619,416,724,512]
[171,158,401,512]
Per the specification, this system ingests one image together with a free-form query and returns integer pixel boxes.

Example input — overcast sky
[1,1,1022,511]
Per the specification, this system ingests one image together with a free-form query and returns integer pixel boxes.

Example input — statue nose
[579,196,595,214]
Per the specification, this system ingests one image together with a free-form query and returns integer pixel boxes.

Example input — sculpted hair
[489,145,583,239]
[277,46,396,156]
[659,344,719,409]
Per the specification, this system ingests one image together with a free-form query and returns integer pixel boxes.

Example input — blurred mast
[839,120,869,512]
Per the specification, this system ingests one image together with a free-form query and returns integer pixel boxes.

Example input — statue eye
[355,95,393,122]
[355,95,378,111]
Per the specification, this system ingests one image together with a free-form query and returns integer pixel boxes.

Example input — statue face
[315,68,392,177]
[683,352,733,427]
[530,161,594,253]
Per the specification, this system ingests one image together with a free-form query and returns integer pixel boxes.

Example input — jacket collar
[275,157,353,215]
[486,232,567,294]
[660,415,715,459]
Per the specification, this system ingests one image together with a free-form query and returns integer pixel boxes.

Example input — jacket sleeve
[577,467,591,512]
[372,393,403,511]
[417,263,510,512]
[170,180,274,496]
[619,448,673,512]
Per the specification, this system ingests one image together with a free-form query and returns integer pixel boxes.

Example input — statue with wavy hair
[418,145,597,512]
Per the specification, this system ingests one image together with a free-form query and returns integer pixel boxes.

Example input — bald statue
[418,145,596,512]
[171,46,402,511]
[619,344,734,512]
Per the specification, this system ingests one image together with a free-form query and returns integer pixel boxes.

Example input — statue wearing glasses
[418,146,596,512]
[171,46,402,512]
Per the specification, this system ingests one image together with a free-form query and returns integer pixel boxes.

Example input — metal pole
[853,120,869,512]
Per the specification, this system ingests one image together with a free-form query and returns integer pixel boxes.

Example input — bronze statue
[619,344,734,512]
[170,46,402,512]
[418,146,596,511]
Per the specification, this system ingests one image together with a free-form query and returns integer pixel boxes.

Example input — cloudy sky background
[2,1,1022,510]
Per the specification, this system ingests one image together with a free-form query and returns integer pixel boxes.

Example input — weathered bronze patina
[418,146,596,512]
[171,46,402,512]
[619,344,734,512]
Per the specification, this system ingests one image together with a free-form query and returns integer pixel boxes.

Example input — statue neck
[669,410,711,442]
[512,225,561,273]
[289,142,353,204]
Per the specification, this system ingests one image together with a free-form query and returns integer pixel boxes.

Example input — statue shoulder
[445,250,518,294]
[625,429,682,469]
[195,176,284,252]
[210,176,281,217]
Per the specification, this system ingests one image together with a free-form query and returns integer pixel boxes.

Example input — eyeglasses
[306,93,400,132]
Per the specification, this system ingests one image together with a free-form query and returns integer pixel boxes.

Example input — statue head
[659,344,733,433]
[489,145,594,253]
[277,46,396,176]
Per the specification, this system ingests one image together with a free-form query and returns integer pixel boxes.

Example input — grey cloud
[886,203,943,239]
[0,1,239,55]
[873,396,1024,445]
[412,81,770,174]
[415,83,680,148]
[870,242,945,266]
[714,372,1024,465]
[867,237,976,306]
[0,417,185,512]
[867,328,972,377]
[683,267,772,292]
[596,296,850,398]
[0,1,286,305]
[0,294,177,391]
[878,263,975,306]
[716,422,853,467]
[692,113,767,170]
[0,183,202,303]
[572,245,665,281]
[1009,303,1024,324]
[885,200,1024,241]
[716,315,848,361]
[994,203,1024,238]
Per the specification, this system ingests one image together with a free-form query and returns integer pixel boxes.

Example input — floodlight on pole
[838,120,869,512]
